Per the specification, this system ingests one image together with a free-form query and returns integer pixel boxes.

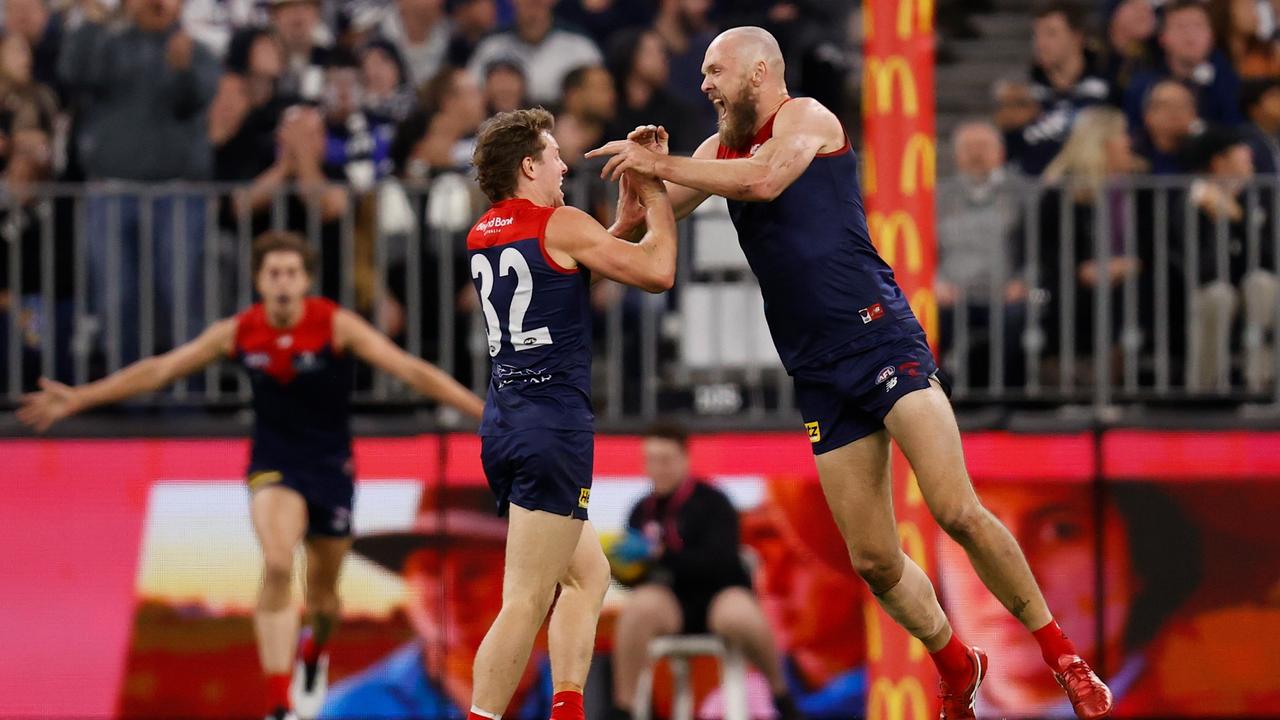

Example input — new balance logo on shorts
[805,421,821,443]
[859,303,884,324]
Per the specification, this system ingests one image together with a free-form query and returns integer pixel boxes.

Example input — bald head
[701,26,788,148]
[952,121,1005,180]
[705,26,785,89]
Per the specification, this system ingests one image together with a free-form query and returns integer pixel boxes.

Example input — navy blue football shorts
[793,333,951,455]
[247,460,355,538]
[481,428,594,520]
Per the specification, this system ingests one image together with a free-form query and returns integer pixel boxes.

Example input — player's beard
[717,84,760,150]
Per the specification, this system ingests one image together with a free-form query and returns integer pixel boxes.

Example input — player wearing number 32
[464,107,677,720]
[587,26,1113,720]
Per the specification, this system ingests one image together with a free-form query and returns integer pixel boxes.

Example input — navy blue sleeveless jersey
[717,101,921,373]
[467,198,594,435]
[233,297,353,474]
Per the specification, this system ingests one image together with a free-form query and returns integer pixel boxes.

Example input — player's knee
[584,547,612,603]
[502,585,557,622]
[261,554,294,589]
[850,548,904,594]
[936,502,988,544]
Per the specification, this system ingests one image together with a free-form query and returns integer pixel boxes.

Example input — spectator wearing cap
[482,58,527,115]
[59,0,219,366]
[270,0,331,102]
[1124,0,1243,130]
[1134,79,1200,175]
[605,28,700,155]
[465,0,602,106]
[1182,126,1277,392]
[375,0,451,87]
[360,39,415,125]
[445,0,498,67]
[1240,77,1280,173]
[1209,0,1280,78]
[936,121,1028,388]
[319,485,554,719]
[1015,0,1114,176]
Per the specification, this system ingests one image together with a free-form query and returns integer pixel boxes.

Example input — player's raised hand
[627,124,669,155]
[16,377,81,433]
[585,139,660,182]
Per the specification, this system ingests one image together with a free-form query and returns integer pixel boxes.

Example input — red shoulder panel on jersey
[467,198,557,251]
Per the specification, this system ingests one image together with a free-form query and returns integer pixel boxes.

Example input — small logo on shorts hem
[885,377,899,392]
[578,488,591,509]
[875,365,896,384]
[859,303,885,324]
[805,421,821,443]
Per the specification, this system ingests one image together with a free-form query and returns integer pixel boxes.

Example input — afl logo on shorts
[875,366,896,385]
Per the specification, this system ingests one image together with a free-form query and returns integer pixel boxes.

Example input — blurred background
[1,0,1279,717]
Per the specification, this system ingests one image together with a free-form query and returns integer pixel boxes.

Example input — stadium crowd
[1,0,1277,404]
[939,0,1279,394]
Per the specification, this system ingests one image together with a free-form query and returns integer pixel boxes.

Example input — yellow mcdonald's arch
[863,148,877,197]
[909,287,939,343]
[900,133,935,196]
[867,211,924,273]
[869,676,930,720]
[898,521,928,575]
[864,601,884,662]
[897,0,934,39]
[864,57,919,117]
[906,469,923,506]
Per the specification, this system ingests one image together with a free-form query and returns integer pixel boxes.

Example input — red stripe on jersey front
[233,296,338,384]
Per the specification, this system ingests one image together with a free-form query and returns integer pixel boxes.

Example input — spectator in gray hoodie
[59,0,220,369]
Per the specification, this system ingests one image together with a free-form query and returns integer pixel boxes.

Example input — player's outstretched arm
[607,128,716,241]
[334,308,485,420]
[587,98,841,202]
[546,172,677,293]
[16,318,237,432]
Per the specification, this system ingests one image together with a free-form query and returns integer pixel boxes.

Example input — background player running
[587,27,1113,720]
[17,230,485,720]
[463,108,676,720]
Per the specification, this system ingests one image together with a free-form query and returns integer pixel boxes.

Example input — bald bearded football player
[587,26,1113,720]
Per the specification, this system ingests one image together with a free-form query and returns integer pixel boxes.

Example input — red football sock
[550,689,585,720]
[929,632,974,685]
[1032,618,1079,667]
[299,629,321,666]
[266,672,291,711]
